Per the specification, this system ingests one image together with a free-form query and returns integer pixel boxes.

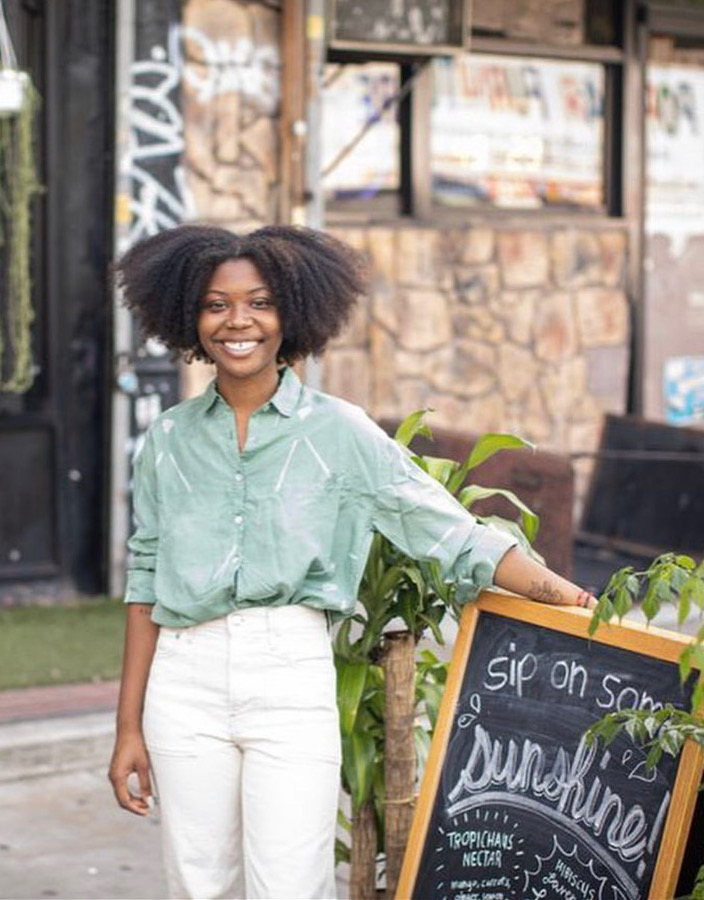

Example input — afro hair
[114,223,368,365]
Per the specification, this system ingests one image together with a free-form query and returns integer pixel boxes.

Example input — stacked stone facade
[181,0,280,231]
[323,225,630,519]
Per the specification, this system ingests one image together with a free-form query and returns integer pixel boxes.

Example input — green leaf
[416,611,444,645]
[680,645,694,684]
[462,433,535,474]
[642,581,662,621]
[691,679,704,716]
[422,456,460,488]
[458,485,540,543]
[394,410,433,448]
[612,586,634,619]
[341,730,377,813]
[646,742,663,769]
[336,661,369,738]
[334,837,351,867]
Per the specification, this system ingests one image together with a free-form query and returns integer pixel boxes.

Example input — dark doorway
[0,0,115,602]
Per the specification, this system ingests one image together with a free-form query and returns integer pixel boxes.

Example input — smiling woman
[109,223,596,900]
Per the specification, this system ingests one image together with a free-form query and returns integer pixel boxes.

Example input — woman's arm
[108,603,159,816]
[494,546,596,609]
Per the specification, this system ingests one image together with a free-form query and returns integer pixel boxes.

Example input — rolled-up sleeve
[124,432,159,605]
[371,434,517,604]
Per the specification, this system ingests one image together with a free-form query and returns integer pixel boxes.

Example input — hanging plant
[0,1,40,393]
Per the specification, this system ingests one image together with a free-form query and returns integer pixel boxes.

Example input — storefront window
[430,54,605,211]
[321,62,400,209]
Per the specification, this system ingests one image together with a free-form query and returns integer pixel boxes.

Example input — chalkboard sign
[397,593,704,900]
[328,0,468,54]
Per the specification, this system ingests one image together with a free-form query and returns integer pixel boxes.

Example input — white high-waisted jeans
[143,604,341,900]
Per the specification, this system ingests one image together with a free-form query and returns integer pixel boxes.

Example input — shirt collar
[270,366,304,417]
[202,366,303,418]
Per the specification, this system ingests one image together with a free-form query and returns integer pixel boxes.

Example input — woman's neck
[215,368,281,416]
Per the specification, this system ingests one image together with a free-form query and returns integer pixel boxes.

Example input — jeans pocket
[271,616,332,667]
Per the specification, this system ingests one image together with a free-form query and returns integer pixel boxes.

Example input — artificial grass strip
[0,598,126,690]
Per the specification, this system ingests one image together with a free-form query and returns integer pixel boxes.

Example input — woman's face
[197,258,283,391]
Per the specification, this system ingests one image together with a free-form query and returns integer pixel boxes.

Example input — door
[0,0,114,600]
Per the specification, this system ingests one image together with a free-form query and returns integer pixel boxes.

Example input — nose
[225,304,252,328]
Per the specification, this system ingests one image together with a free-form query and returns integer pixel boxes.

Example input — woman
[108,223,595,900]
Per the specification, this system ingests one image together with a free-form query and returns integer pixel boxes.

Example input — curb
[0,711,115,782]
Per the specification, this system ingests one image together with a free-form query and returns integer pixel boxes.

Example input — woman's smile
[197,258,283,395]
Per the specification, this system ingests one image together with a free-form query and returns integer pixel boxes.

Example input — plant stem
[384,630,417,899]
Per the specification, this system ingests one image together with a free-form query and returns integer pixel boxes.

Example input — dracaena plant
[334,410,540,897]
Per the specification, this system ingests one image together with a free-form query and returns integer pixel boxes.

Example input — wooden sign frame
[396,592,704,900]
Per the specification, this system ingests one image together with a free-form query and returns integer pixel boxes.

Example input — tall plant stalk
[383,631,417,898]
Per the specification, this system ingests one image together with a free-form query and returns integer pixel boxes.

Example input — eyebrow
[203,286,272,296]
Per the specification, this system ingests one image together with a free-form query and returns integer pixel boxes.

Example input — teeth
[224,341,257,351]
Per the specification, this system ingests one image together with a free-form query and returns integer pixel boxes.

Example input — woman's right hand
[108,731,154,816]
[110,603,160,816]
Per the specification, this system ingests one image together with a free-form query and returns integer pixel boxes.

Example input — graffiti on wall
[123,23,280,246]
[126,44,193,244]
[171,25,280,110]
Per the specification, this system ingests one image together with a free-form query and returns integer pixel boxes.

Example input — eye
[201,298,228,312]
[251,296,275,310]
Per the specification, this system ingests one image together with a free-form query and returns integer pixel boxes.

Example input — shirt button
[234,515,244,524]
[235,473,243,482]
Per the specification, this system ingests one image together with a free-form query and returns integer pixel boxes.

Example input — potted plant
[334,411,541,899]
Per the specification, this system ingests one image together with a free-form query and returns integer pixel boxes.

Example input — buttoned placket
[225,409,246,600]
[228,403,269,600]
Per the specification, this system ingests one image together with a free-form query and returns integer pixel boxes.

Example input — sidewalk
[0,680,351,900]
[0,680,169,900]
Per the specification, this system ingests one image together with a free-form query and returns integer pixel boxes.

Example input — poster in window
[430,54,605,211]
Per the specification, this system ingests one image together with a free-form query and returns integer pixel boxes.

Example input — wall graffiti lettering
[123,22,279,246]
[125,38,194,246]
[170,24,280,111]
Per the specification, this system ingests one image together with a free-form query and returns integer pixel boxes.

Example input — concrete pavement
[0,765,168,900]
[0,683,167,900]
[0,681,351,900]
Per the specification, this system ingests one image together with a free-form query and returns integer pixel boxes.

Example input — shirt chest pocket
[254,472,345,563]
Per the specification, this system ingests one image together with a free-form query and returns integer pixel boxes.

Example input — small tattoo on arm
[529,580,565,605]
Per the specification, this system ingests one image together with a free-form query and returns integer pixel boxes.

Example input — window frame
[323,3,636,225]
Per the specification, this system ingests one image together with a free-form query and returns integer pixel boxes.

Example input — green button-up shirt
[125,367,517,626]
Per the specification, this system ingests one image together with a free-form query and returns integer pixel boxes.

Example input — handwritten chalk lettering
[462,848,503,867]
[446,829,515,851]
[596,674,665,714]
[524,837,607,900]
[549,658,588,699]
[542,855,598,900]
[484,642,538,697]
[447,724,658,863]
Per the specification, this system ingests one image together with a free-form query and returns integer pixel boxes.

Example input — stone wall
[323,224,631,521]
[181,0,280,231]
